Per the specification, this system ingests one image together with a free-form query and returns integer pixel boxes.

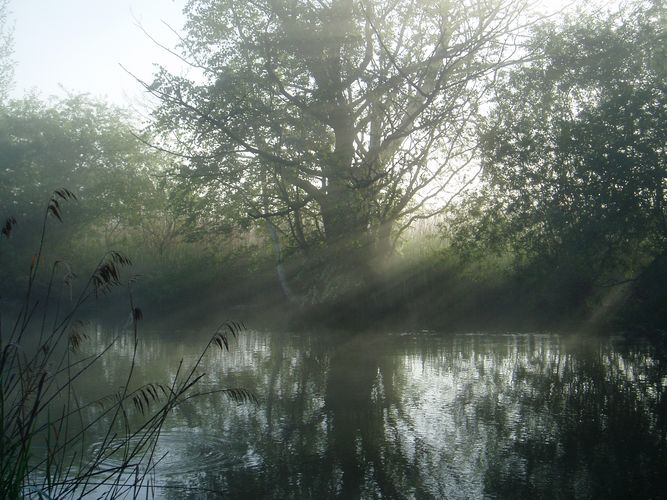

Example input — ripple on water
[88,428,257,477]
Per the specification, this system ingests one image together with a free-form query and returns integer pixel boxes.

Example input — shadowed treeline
[2,0,667,333]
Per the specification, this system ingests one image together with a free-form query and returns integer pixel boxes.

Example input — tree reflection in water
[79,329,667,498]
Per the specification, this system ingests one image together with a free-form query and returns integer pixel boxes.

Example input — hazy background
[8,0,573,105]
[9,0,186,105]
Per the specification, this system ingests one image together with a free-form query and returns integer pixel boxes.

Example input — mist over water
[3,0,667,497]
[74,327,667,499]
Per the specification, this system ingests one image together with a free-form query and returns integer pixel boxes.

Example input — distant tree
[1,96,148,222]
[146,0,538,277]
[453,0,667,288]
[0,95,179,281]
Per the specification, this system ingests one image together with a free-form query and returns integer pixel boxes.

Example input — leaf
[128,383,168,416]
[54,188,77,201]
[68,322,89,353]
[213,333,229,351]
[210,320,246,352]
[1,217,17,238]
[132,308,143,321]
[223,388,258,406]
[47,204,62,222]
[133,394,145,415]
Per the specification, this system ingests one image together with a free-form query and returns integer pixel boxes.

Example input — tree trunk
[265,219,298,304]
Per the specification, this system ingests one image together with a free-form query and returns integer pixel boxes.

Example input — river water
[74,326,667,499]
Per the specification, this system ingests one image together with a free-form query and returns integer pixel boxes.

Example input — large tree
[453,0,667,290]
[147,0,536,270]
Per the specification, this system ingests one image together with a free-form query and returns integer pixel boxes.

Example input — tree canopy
[0,95,182,297]
[147,0,536,266]
[0,96,158,226]
[454,0,667,287]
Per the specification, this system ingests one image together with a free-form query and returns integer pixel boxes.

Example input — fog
[1,0,665,497]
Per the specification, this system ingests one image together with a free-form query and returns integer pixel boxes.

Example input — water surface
[77,327,667,499]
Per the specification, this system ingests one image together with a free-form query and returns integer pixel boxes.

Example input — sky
[7,0,576,108]
[9,0,188,106]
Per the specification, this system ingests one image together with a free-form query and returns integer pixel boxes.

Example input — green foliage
[0,94,277,308]
[0,95,157,225]
[0,95,192,298]
[148,0,533,260]
[454,0,667,291]
[0,194,252,498]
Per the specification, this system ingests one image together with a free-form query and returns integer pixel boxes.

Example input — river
[71,325,667,499]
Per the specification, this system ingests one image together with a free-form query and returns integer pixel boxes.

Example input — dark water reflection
[79,328,667,499]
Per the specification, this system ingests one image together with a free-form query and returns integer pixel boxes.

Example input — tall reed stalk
[0,190,253,498]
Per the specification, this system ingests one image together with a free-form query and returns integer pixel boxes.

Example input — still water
[77,326,667,499]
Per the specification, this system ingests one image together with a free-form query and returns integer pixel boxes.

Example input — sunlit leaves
[149,0,533,253]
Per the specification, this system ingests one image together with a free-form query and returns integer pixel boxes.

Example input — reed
[0,190,252,498]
